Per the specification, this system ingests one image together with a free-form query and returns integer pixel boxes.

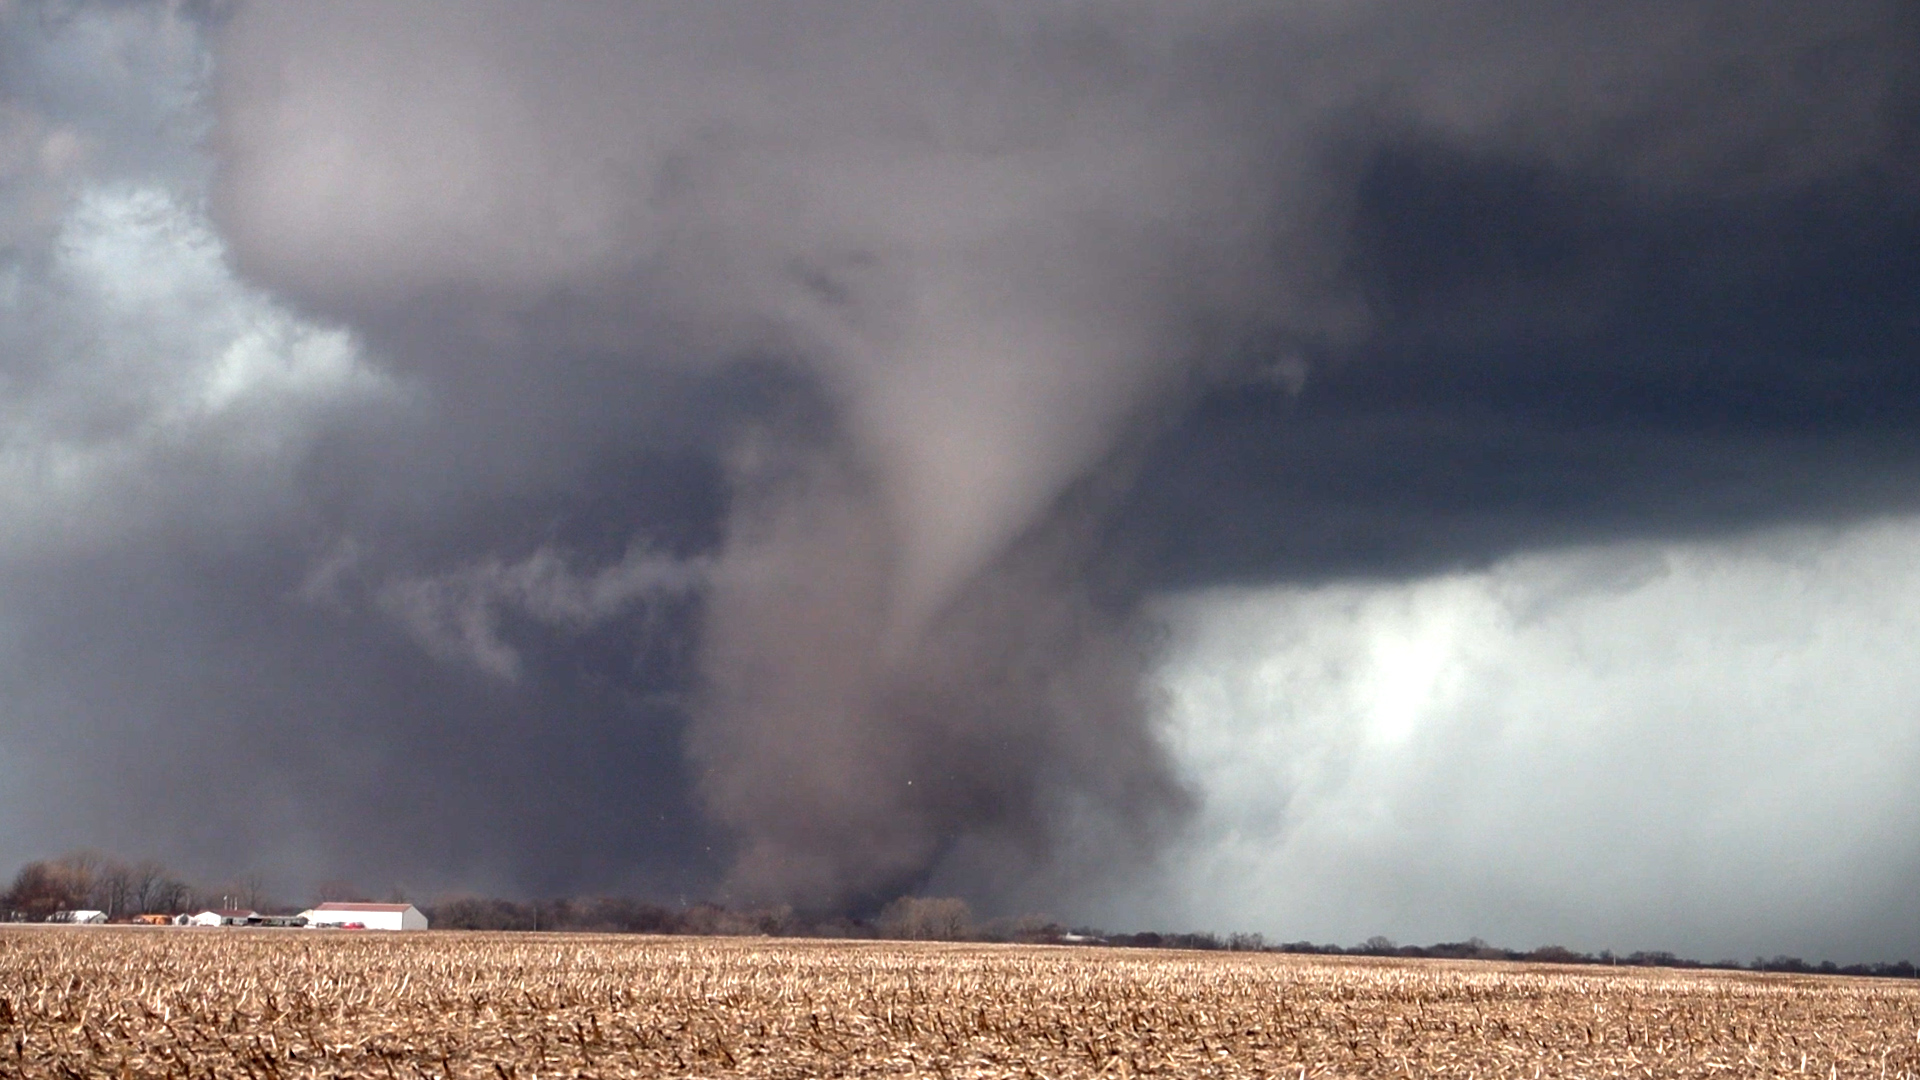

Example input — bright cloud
[1114,522,1920,962]
[0,184,390,555]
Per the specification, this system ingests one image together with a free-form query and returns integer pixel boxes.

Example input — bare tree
[230,871,270,912]
[7,852,210,918]
[150,877,192,914]
[53,850,104,911]
[4,862,83,920]
[315,879,369,903]
[94,858,135,918]
[878,896,973,941]
[128,860,169,914]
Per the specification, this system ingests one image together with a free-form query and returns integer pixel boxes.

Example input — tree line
[5,852,193,921]
[2,851,274,922]
[7,852,1914,980]
[420,896,1920,978]
[426,895,989,941]
[1254,936,1920,981]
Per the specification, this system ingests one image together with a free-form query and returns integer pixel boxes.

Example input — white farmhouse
[187,909,255,926]
[299,902,428,931]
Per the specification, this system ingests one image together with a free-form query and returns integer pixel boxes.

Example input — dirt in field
[2,926,1918,1078]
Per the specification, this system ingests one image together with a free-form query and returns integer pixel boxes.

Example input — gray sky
[1,0,1918,960]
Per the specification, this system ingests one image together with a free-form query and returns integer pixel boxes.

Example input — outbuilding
[246,914,308,928]
[187,909,255,927]
[298,902,428,931]
[48,910,106,924]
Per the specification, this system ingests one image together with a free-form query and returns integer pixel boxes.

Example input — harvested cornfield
[3,926,1918,1078]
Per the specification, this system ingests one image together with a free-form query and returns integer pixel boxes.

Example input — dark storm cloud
[4,0,1920,930]
[1125,130,1920,588]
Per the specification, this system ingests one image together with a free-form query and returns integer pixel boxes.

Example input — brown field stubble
[2,927,1918,1078]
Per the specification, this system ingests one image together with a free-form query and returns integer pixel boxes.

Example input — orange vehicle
[132,914,173,926]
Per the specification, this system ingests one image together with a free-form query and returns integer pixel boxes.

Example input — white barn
[49,910,106,924]
[299,902,428,931]
[187,909,255,926]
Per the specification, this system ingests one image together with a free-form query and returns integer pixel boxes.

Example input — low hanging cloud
[378,545,708,681]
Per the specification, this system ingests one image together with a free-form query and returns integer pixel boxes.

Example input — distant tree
[5,852,145,919]
[94,858,136,917]
[754,905,798,937]
[230,871,270,912]
[148,877,193,915]
[1527,945,1586,965]
[58,850,105,894]
[540,898,586,932]
[127,860,170,914]
[428,897,539,931]
[999,914,1066,944]
[1466,937,1509,961]
[315,880,370,903]
[878,896,973,941]
[1360,936,1398,956]
[590,897,683,934]
[5,862,84,920]
[1626,950,1683,968]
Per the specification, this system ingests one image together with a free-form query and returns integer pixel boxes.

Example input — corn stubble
[3,928,1918,1078]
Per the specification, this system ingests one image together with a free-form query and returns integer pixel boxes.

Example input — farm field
[2,927,1918,1078]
